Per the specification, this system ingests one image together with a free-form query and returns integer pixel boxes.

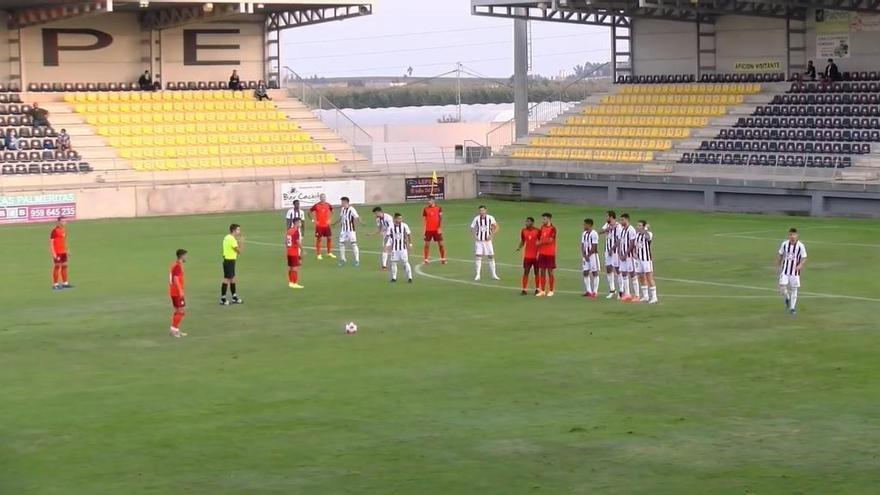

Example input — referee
[220,223,243,305]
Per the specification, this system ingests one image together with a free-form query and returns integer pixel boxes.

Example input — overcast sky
[280,0,611,79]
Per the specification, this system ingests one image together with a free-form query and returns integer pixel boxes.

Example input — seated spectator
[824,58,842,82]
[29,103,50,128]
[805,60,816,81]
[6,129,20,150]
[138,70,158,91]
[229,69,243,90]
[255,80,271,101]
[57,129,71,152]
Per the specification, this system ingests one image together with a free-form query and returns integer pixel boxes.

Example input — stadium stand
[1,89,91,177]
[511,83,760,163]
[616,73,785,84]
[63,89,336,171]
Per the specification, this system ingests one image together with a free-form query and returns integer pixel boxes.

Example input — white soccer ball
[345,322,358,335]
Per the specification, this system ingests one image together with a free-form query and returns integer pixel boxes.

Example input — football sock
[475,258,482,277]
[352,243,360,263]
[617,274,625,294]
[537,275,544,290]
[522,274,529,290]
[533,274,539,289]
[230,284,237,298]
[641,286,649,300]
[326,239,333,254]
[781,285,790,300]
[549,274,555,291]
[591,274,599,294]
[621,276,630,296]
[423,245,430,260]
[61,266,68,283]
[583,276,590,292]
[381,251,388,268]
[632,277,641,296]
[391,262,398,280]
[606,273,616,292]
[172,312,184,328]
[339,243,347,262]
[439,246,446,259]
[404,261,413,279]
[790,288,798,309]
[221,283,228,297]
[292,271,298,284]
[53,266,60,284]
[489,259,498,278]
[649,286,657,300]
[315,238,321,254]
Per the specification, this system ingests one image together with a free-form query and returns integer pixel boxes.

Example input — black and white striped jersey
[635,231,654,262]
[470,214,497,241]
[285,207,304,228]
[387,222,412,251]
[778,240,807,275]
[340,206,359,233]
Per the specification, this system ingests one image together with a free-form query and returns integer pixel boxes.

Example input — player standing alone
[372,206,394,270]
[777,228,807,315]
[470,205,500,281]
[49,216,72,290]
[220,223,243,305]
[634,220,658,304]
[310,193,336,260]
[335,196,360,267]
[169,249,188,338]
[387,213,414,283]
[422,196,447,264]
[516,217,540,295]
[536,212,558,297]
[286,218,305,289]
[581,218,600,298]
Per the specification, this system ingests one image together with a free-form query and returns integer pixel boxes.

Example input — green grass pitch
[1,199,878,494]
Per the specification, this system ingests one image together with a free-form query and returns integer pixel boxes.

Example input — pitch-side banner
[405,176,446,201]
[278,180,366,208]
[0,193,76,224]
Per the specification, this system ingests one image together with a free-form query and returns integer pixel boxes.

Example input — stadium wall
[631,20,698,76]
[15,171,476,221]
[0,13,10,83]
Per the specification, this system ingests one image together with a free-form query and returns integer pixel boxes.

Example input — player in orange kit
[49,216,72,290]
[286,217,305,289]
[309,193,336,260]
[515,216,540,295]
[422,196,447,264]
[169,249,188,338]
[536,212,558,297]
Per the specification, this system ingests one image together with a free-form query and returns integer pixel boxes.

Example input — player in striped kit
[617,213,639,302]
[285,199,305,230]
[387,213,413,283]
[580,218,600,298]
[372,206,394,270]
[634,220,658,304]
[334,196,360,267]
[777,228,807,315]
[470,205,500,281]
[601,211,622,299]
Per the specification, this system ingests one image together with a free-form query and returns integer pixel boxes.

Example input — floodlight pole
[513,15,529,140]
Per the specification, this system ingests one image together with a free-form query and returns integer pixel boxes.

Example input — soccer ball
[344,322,358,335]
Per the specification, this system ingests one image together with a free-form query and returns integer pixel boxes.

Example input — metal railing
[282,66,373,159]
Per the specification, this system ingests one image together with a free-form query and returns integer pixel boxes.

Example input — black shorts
[222,259,236,279]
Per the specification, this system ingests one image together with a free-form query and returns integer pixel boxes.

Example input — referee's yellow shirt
[223,234,239,260]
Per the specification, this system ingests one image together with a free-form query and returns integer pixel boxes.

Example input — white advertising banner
[278,180,366,208]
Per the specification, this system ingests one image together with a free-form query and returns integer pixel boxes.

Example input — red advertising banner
[0,193,77,224]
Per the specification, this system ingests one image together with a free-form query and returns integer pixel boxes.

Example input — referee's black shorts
[222,259,236,279]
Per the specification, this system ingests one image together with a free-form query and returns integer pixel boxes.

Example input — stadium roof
[471,0,880,24]
[0,0,373,29]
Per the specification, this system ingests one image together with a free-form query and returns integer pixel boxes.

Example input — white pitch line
[247,238,880,303]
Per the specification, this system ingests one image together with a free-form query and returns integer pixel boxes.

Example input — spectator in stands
[805,60,816,81]
[229,70,242,90]
[138,70,157,91]
[29,103,50,128]
[5,129,20,150]
[824,58,842,82]
[57,129,71,152]
[255,80,271,101]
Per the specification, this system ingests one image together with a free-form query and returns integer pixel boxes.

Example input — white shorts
[779,273,801,288]
[582,254,600,272]
[475,241,495,256]
[391,249,409,262]
[605,252,619,268]
[618,257,634,273]
[339,231,358,244]
[635,260,653,274]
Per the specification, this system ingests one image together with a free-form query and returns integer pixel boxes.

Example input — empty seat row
[735,116,880,129]
[754,105,880,117]
[700,140,870,154]
[791,71,880,82]
[65,90,253,104]
[718,128,880,142]
[0,93,23,104]
[530,136,672,151]
[74,100,274,113]
[0,104,32,115]
[680,152,852,168]
[30,81,278,92]
[617,83,759,95]
[132,153,335,171]
[0,150,79,162]
[0,127,56,138]
[511,147,654,162]
[700,73,784,83]
[603,94,744,105]
[0,116,33,126]
[96,120,300,137]
[773,93,880,105]
[548,126,689,139]
[789,81,880,93]
[108,132,313,148]
[585,105,727,116]
[84,111,285,125]
[0,138,60,151]
[617,74,696,84]
[119,143,324,159]
[567,115,709,128]
[1,162,92,175]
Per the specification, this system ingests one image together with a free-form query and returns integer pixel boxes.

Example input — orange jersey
[520,227,540,259]
[286,227,301,256]
[422,205,442,232]
[169,261,185,297]
[310,202,333,227]
[538,224,557,256]
[50,226,67,254]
